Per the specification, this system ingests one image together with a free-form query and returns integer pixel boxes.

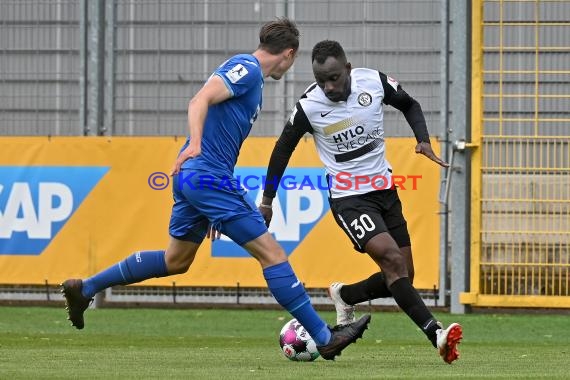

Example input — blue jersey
[181,54,263,176]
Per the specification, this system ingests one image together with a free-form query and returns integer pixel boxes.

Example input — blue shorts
[169,169,267,245]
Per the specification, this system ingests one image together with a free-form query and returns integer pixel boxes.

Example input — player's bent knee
[243,232,287,267]
[165,259,191,275]
[377,248,408,277]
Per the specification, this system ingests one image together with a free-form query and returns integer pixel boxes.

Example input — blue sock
[263,261,331,346]
[81,250,168,299]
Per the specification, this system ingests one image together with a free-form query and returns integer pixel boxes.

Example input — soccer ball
[279,318,320,361]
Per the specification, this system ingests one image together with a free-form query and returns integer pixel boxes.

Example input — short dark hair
[258,17,299,54]
[312,40,346,64]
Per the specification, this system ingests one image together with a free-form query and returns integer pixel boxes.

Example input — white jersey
[295,68,396,198]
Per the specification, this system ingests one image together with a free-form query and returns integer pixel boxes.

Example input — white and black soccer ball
[278,318,320,362]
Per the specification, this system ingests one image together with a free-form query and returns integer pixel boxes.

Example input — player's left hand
[415,142,449,167]
[258,205,273,227]
[170,142,202,176]
[206,224,222,241]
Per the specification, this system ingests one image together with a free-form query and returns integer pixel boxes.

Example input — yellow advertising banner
[0,137,440,289]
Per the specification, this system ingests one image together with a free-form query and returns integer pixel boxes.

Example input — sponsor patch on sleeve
[387,76,399,91]
[225,64,249,84]
[288,106,298,123]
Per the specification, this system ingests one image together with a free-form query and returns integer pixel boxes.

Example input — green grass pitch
[0,306,568,379]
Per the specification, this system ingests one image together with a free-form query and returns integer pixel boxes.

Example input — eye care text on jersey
[174,171,423,191]
[332,125,382,151]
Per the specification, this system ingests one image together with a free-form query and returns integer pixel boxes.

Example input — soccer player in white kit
[260,40,462,364]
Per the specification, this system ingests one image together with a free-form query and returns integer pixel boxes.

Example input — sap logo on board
[211,167,330,258]
[0,166,109,255]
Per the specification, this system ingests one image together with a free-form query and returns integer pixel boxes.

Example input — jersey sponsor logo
[387,76,399,91]
[357,92,372,107]
[322,117,359,136]
[225,64,249,83]
[211,167,330,258]
[334,138,382,163]
[331,125,365,143]
[320,109,333,117]
[0,166,109,255]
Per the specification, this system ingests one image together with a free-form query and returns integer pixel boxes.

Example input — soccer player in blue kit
[61,18,370,360]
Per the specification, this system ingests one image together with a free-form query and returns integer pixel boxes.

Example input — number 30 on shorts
[350,214,376,239]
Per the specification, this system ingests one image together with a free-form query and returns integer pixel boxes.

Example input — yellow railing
[463,0,570,308]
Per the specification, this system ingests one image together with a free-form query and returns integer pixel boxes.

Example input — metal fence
[468,0,570,308]
[1,0,445,137]
[0,0,82,135]
[4,0,570,310]
[0,0,448,307]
